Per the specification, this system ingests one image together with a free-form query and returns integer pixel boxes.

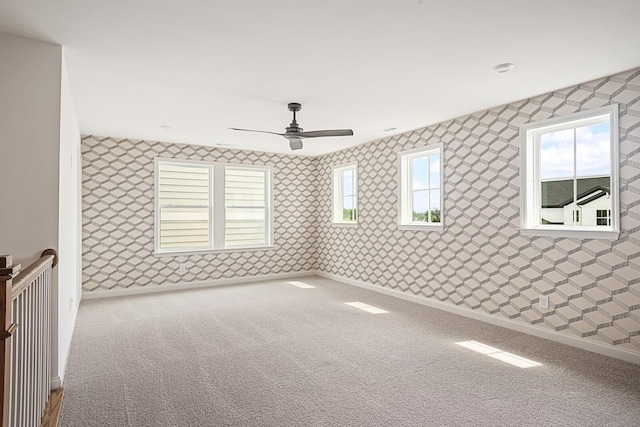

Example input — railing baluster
[29,283,35,427]
[36,278,42,421]
[26,285,31,427]
[29,285,34,427]
[35,280,39,424]
[20,291,26,427]
[11,295,20,427]
[45,271,51,403]
[40,274,47,421]
[39,275,44,422]
[34,280,39,423]
[10,298,16,427]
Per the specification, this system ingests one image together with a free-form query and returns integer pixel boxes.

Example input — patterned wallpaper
[82,68,640,355]
[315,67,640,353]
[82,137,318,293]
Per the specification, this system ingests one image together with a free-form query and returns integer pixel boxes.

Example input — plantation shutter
[157,162,211,249]
[225,167,268,247]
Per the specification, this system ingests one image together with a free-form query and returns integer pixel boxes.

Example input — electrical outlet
[539,295,549,309]
[179,263,186,272]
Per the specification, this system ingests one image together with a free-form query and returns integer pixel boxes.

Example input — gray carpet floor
[59,276,640,426]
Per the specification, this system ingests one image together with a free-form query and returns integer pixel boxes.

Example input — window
[225,167,270,247]
[398,144,443,229]
[156,161,211,250]
[520,104,619,239]
[155,158,272,253]
[596,209,611,226]
[332,162,357,224]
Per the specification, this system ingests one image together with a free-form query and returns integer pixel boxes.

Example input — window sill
[332,222,358,227]
[398,224,443,232]
[154,245,275,257]
[520,227,619,241]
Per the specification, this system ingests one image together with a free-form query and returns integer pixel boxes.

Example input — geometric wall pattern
[315,67,640,353]
[82,136,318,293]
[83,67,640,355]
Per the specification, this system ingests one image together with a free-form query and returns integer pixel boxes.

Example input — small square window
[520,105,619,240]
[596,209,611,226]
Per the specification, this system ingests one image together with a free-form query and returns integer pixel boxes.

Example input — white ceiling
[1,1,640,156]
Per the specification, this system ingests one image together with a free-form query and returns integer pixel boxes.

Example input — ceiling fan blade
[229,127,284,137]
[288,138,303,151]
[298,129,354,138]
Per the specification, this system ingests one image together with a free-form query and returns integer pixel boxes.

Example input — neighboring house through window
[398,143,443,229]
[332,162,357,224]
[155,158,272,253]
[519,104,619,239]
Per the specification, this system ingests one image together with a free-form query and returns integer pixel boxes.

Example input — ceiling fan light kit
[231,102,354,151]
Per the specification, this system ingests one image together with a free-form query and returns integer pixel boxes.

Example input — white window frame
[332,162,358,226]
[154,158,273,255]
[398,143,444,231]
[519,104,619,240]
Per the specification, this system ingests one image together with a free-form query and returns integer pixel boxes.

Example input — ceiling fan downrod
[287,102,302,133]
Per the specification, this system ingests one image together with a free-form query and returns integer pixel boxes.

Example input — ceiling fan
[230,102,354,151]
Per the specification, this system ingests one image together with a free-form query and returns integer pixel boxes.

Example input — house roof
[541,177,610,208]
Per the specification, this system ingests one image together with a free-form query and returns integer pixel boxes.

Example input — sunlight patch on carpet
[345,302,388,314]
[287,281,315,289]
[456,340,542,368]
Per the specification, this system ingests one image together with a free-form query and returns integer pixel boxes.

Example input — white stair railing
[0,250,56,427]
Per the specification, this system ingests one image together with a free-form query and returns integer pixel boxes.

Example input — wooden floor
[41,388,64,427]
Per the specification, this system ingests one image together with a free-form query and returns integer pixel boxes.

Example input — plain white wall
[0,31,61,265]
[57,50,81,384]
[0,31,80,387]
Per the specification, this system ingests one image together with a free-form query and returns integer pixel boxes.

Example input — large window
[332,162,357,224]
[155,158,272,253]
[520,105,619,239]
[398,144,443,229]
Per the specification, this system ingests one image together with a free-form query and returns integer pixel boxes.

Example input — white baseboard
[82,270,318,300]
[50,376,62,390]
[316,271,640,365]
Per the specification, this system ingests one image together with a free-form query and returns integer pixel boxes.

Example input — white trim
[332,161,358,225]
[50,376,62,390]
[520,104,618,133]
[519,104,620,238]
[212,161,225,249]
[153,245,276,257]
[154,157,213,253]
[397,143,444,227]
[520,227,619,240]
[397,144,441,157]
[154,157,274,253]
[398,224,444,232]
[267,165,274,246]
[81,270,317,300]
[316,271,640,365]
[331,222,358,228]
